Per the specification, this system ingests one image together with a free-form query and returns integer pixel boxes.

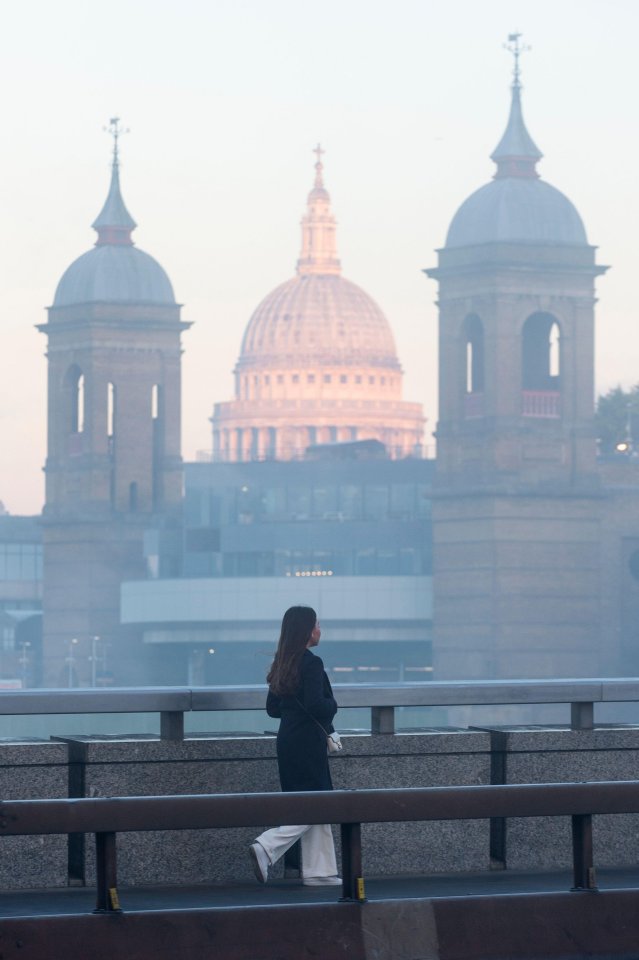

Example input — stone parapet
[2,727,639,890]
[476,725,639,870]
[0,740,68,888]
[54,730,490,886]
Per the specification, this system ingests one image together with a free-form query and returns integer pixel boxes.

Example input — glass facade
[174,456,434,581]
[0,543,42,581]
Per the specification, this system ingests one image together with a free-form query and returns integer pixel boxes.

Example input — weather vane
[103,116,130,166]
[504,32,530,87]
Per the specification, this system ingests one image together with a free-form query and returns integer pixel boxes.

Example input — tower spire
[92,117,137,246]
[296,144,341,277]
[491,34,542,179]
[505,31,527,88]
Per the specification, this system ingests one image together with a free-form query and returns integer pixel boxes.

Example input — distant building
[211,148,425,462]
[38,120,189,686]
[0,515,42,686]
[35,134,430,687]
[425,39,608,680]
[31,43,639,689]
[122,449,433,685]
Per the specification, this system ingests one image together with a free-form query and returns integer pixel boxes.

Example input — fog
[1,0,638,696]
[0,0,637,515]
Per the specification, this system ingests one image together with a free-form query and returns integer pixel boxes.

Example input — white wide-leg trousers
[254,823,337,879]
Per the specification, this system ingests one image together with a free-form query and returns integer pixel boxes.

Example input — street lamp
[18,641,31,689]
[90,635,100,688]
[66,637,79,688]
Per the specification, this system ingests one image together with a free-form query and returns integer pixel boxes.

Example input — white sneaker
[249,842,270,883]
[302,875,342,886]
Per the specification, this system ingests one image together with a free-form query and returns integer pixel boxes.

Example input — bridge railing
[0,679,638,738]
[1,780,636,909]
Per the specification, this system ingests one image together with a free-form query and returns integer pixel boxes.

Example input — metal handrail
[1,780,633,907]
[0,678,639,737]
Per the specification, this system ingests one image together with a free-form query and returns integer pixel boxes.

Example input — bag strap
[294,697,330,736]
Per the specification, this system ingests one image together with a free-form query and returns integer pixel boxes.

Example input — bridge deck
[2,866,638,918]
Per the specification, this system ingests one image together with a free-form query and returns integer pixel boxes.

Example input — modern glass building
[122,446,434,686]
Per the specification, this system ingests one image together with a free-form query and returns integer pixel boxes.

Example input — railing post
[340,822,365,902]
[571,814,597,891]
[570,702,594,731]
[371,705,395,735]
[94,831,122,913]
[160,710,185,741]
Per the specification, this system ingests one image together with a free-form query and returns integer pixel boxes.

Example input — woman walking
[249,605,341,886]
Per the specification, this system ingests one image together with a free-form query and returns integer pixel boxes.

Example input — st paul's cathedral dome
[212,149,425,462]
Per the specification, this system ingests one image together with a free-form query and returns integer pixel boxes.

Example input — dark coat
[266,649,337,792]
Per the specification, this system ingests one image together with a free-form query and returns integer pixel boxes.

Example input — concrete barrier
[1,726,639,889]
[0,740,68,888]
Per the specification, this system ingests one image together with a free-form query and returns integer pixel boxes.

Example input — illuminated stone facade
[211,149,425,461]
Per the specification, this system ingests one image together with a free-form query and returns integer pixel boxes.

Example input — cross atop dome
[313,143,325,187]
[92,116,137,246]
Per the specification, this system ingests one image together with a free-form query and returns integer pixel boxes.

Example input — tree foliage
[596,384,639,455]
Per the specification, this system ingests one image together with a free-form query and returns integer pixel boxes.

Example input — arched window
[549,323,560,378]
[462,314,484,394]
[65,365,85,434]
[152,385,163,509]
[522,313,561,390]
[107,382,116,503]
[522,313,561,418]
[461,314,484,419]
[107,383,116,440]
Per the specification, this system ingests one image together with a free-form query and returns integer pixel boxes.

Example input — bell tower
[39,120,189,686]
[426,39,608,680]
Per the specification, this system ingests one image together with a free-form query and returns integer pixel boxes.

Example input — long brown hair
[267,605,317,696]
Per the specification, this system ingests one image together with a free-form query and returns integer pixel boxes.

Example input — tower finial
[313,143,325,187]
[491,34,541,179]
[296,145,341,276]
[104,117,129,168]
[504,32,530,88]
[93,117,136,245]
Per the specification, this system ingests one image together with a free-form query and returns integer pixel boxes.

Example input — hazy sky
[1,0,637,514]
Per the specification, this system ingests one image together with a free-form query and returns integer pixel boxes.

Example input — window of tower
[107,383,116,437]
[521,312,561,418]
[65,365,85,435]
[461,314,485,419]
[152,384,164,509]
[76,375,85,433]
[463,314,485,393]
